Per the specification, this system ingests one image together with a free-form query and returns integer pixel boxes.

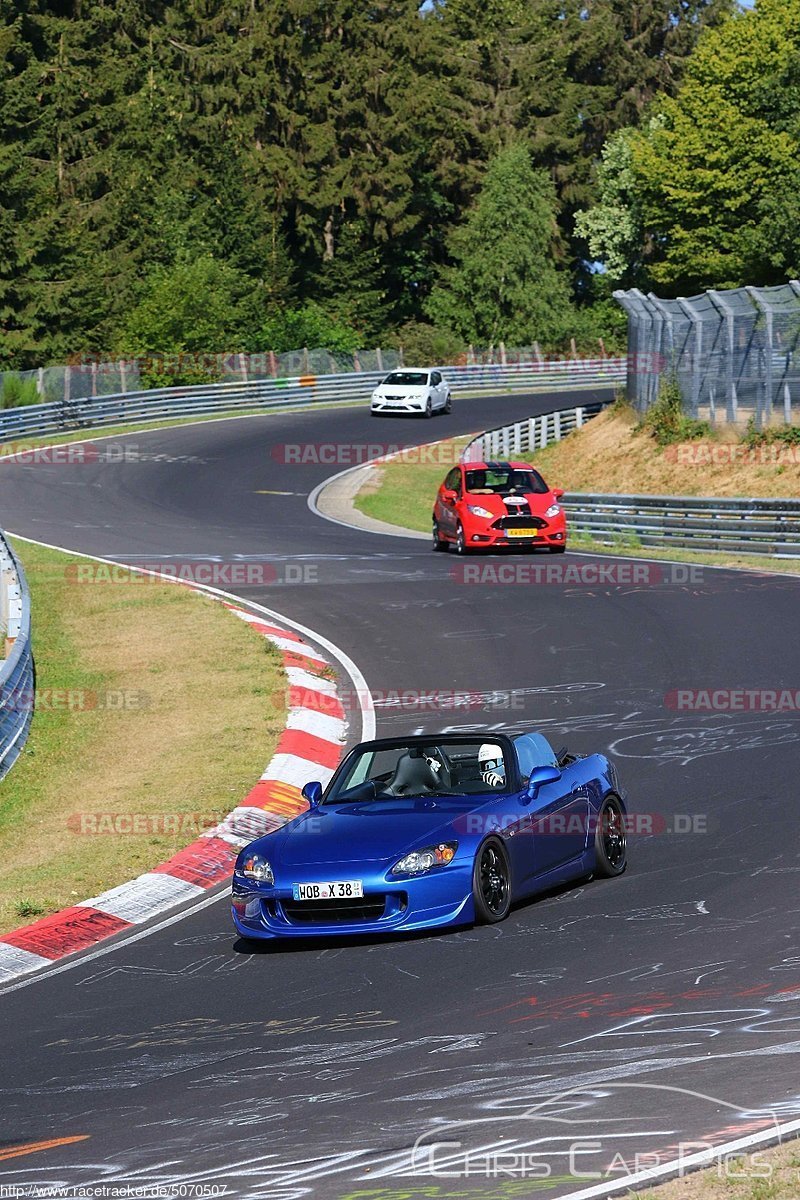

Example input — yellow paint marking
[0,1135,89,1162]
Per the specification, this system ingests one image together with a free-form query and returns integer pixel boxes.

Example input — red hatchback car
[433,460,567,554]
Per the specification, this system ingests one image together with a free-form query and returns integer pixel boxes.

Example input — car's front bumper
[231,861,474,940]
[371,396,427,414]
[464,520,567,549]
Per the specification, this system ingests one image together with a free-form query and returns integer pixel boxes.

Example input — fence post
[499,342,507,366]
[269,350,277,378]
[576,407,584,428]
[376,347,383,372]
[553,411,562,440]
[747,287,774,424]
[37,367,44,400]
[239,353,249,383]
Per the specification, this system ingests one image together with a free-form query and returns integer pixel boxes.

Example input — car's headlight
[236,853,274,884]
[545,503,561,518]
[391,841,457,876]
[467,505,493,519]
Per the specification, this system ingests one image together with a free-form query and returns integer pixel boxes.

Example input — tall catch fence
[614,283,800,427]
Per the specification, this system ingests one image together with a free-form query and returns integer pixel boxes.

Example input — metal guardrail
[0,535,34,779]
[563,493,800,557]
[461,400,607,462]
[0,359,624,443]
[462,401,800,558]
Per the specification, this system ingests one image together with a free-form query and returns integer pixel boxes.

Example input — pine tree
[426,144,575,347]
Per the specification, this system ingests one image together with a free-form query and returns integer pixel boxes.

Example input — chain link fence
[614,283,800,426]
[0,342,608,410]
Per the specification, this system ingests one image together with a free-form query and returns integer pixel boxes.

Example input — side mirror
[442,488,457,503]
[526,764,562,799]
[302,781,323,808]
[552,487,564,500]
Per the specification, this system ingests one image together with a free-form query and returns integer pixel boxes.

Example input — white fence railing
[461,400,607,462]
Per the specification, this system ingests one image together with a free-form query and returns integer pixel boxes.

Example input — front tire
[472,838,512,923]
[454,521,469,555]
[424,396,433,418]
[548,544,566,554]
[432,518,447,551]
[444,392,452,414]
[593,795,627,877]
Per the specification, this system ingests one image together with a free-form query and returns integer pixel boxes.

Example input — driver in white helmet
[479,742,506,788]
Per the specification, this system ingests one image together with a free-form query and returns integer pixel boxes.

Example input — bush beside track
[0,538,285,935]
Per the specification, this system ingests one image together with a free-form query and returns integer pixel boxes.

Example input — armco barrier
[0,534,34,778]
[562,493,800,556]
[0,358,624,443]
[462,404,800,558]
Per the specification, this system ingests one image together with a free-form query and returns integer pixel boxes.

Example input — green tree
[116,255,254,360]
[256,302,360,355]
[574,129,644,285]
[581,0,800,292]
[426,144,575,347]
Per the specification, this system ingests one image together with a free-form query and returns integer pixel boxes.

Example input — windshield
[465,466,548,495]
[381,371,428,387]
[324,739,511,803]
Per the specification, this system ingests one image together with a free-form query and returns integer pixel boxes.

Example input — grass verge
[0,537,286,934]
[354,436,471,531]
[638,1138,800,1199]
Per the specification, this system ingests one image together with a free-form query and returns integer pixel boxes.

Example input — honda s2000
[231,731,627,942]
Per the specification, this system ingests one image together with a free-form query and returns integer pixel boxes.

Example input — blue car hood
[263,795,490,865]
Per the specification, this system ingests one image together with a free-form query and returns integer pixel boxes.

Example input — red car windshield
[465,467,548,495]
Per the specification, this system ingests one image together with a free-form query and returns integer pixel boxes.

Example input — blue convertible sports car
[231,731,627,941]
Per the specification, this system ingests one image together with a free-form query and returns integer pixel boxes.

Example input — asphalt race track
[0,388,799,1197]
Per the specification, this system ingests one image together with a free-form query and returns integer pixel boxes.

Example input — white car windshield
[381,371,428,386]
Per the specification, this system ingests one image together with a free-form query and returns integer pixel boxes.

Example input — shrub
[1,374,42,409]
[637,376,710,445]
[387,321,466,367]
[255,302,361,355]
[743,416,800,447]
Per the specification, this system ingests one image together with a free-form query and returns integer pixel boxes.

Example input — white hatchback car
[370,368,452,418]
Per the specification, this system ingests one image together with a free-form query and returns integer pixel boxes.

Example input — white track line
[561,1114,800,1199]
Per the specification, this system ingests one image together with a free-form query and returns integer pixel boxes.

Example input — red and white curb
[0,606,347,983]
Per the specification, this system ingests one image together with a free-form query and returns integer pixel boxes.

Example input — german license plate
[507,528,539,538]
[292,881,364,901]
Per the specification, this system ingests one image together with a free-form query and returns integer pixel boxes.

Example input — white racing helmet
[479,742,505,788]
